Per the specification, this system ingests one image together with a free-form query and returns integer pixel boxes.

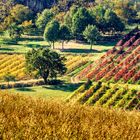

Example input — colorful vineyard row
[67,82,140,110]
[0,54,94,81]
[73,29,140,84]
[0,54,27,80]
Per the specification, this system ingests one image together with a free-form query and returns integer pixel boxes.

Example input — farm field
[0,28,140,112]
[67,81,140,110]
[1,0,140,139]
[73,29,140,84]
[0,53,101,82]
[0,93,140,139]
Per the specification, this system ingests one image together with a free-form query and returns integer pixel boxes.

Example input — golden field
[0,93,140,140]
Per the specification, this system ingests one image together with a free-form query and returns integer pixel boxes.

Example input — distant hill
[10,0,95,12]
[11,0,58,12]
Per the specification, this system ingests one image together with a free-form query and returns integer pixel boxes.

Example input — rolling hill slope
[73,28,140,84]
[67,81,140,110]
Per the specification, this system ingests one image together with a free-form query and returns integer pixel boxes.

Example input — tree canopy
[25,48,67,84]
[44,20,60,49]
[36,9,54,32]
[83,25,100,50]
[71,7,95,39]
[59,25,71,49]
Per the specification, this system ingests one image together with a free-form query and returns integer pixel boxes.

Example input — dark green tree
[71,7,95,39]
[36,9,54,33]
[59,25,71,49]
[25,48,67,84]
[64,5,78,30]
[44,20,60,49]
[104,9,125,33]
[8,23,23,40]
[92,5,106,33]
[83,25,100,50]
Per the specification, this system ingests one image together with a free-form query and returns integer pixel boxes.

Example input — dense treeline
[0,0,139,48]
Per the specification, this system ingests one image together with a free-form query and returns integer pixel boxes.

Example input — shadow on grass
[0,47,14,51]
[0,39,17,45]
[42,83,82,93]
[60,48,108,53]
[16,87,36,92]
[25,44,49,49]
[96,41,117,47]
[19,37,43,42]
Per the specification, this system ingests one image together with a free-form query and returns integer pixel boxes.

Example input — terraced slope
[67,82,140,110]
[0,54,94,81]
[0,54,26,80]
[73,29,140,84]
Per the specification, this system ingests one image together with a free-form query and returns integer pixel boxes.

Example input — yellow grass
[0,93,140,139]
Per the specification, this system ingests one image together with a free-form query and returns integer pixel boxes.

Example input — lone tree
[83,25,100,50]
[25,48,67,84]
[44,20,60,49]
[59,25,71,49]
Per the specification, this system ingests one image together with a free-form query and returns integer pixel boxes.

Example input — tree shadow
[42,83,82,93]
[21,44,50,49]
[0,48,14,51]
[60,49,100,54]
[0,39,17,45]
[19,37,43,42]
[96,41,117,47]
[16,87,36,92]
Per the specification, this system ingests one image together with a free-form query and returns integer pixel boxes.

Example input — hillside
[0,93,140,139]
[67,81,140,110]
[0,54,95,82]
[74,28,140,84]
[2,0,95,12]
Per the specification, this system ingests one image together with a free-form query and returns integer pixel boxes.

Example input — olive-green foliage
[36,9,54,32]
[71,7,95,38]
[3,72,16,83]
[10,4,33,24]
[44,20,60,49]
[83,25,100,50]
[25,48,67,84]
[7,23,23,40]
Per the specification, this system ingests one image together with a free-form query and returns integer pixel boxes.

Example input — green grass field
[6,83,81,100]
[0,35,114,54]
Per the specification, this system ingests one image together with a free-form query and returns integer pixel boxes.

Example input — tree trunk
[43,77,48,84]
[52,41,55,49]
[42,70,49,84]
[62,41,64,50]
[90,42,92,50]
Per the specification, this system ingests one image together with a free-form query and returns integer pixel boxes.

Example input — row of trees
[2,4,125,49]
[1,0,139,27]
[42,6,124,49]
[1,1,139,49]
[44,20,100,50]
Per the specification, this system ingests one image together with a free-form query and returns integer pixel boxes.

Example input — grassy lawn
[6,83,81,100]
[0,35,114,54]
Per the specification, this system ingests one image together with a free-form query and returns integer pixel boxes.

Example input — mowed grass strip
[0,93,140,139]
